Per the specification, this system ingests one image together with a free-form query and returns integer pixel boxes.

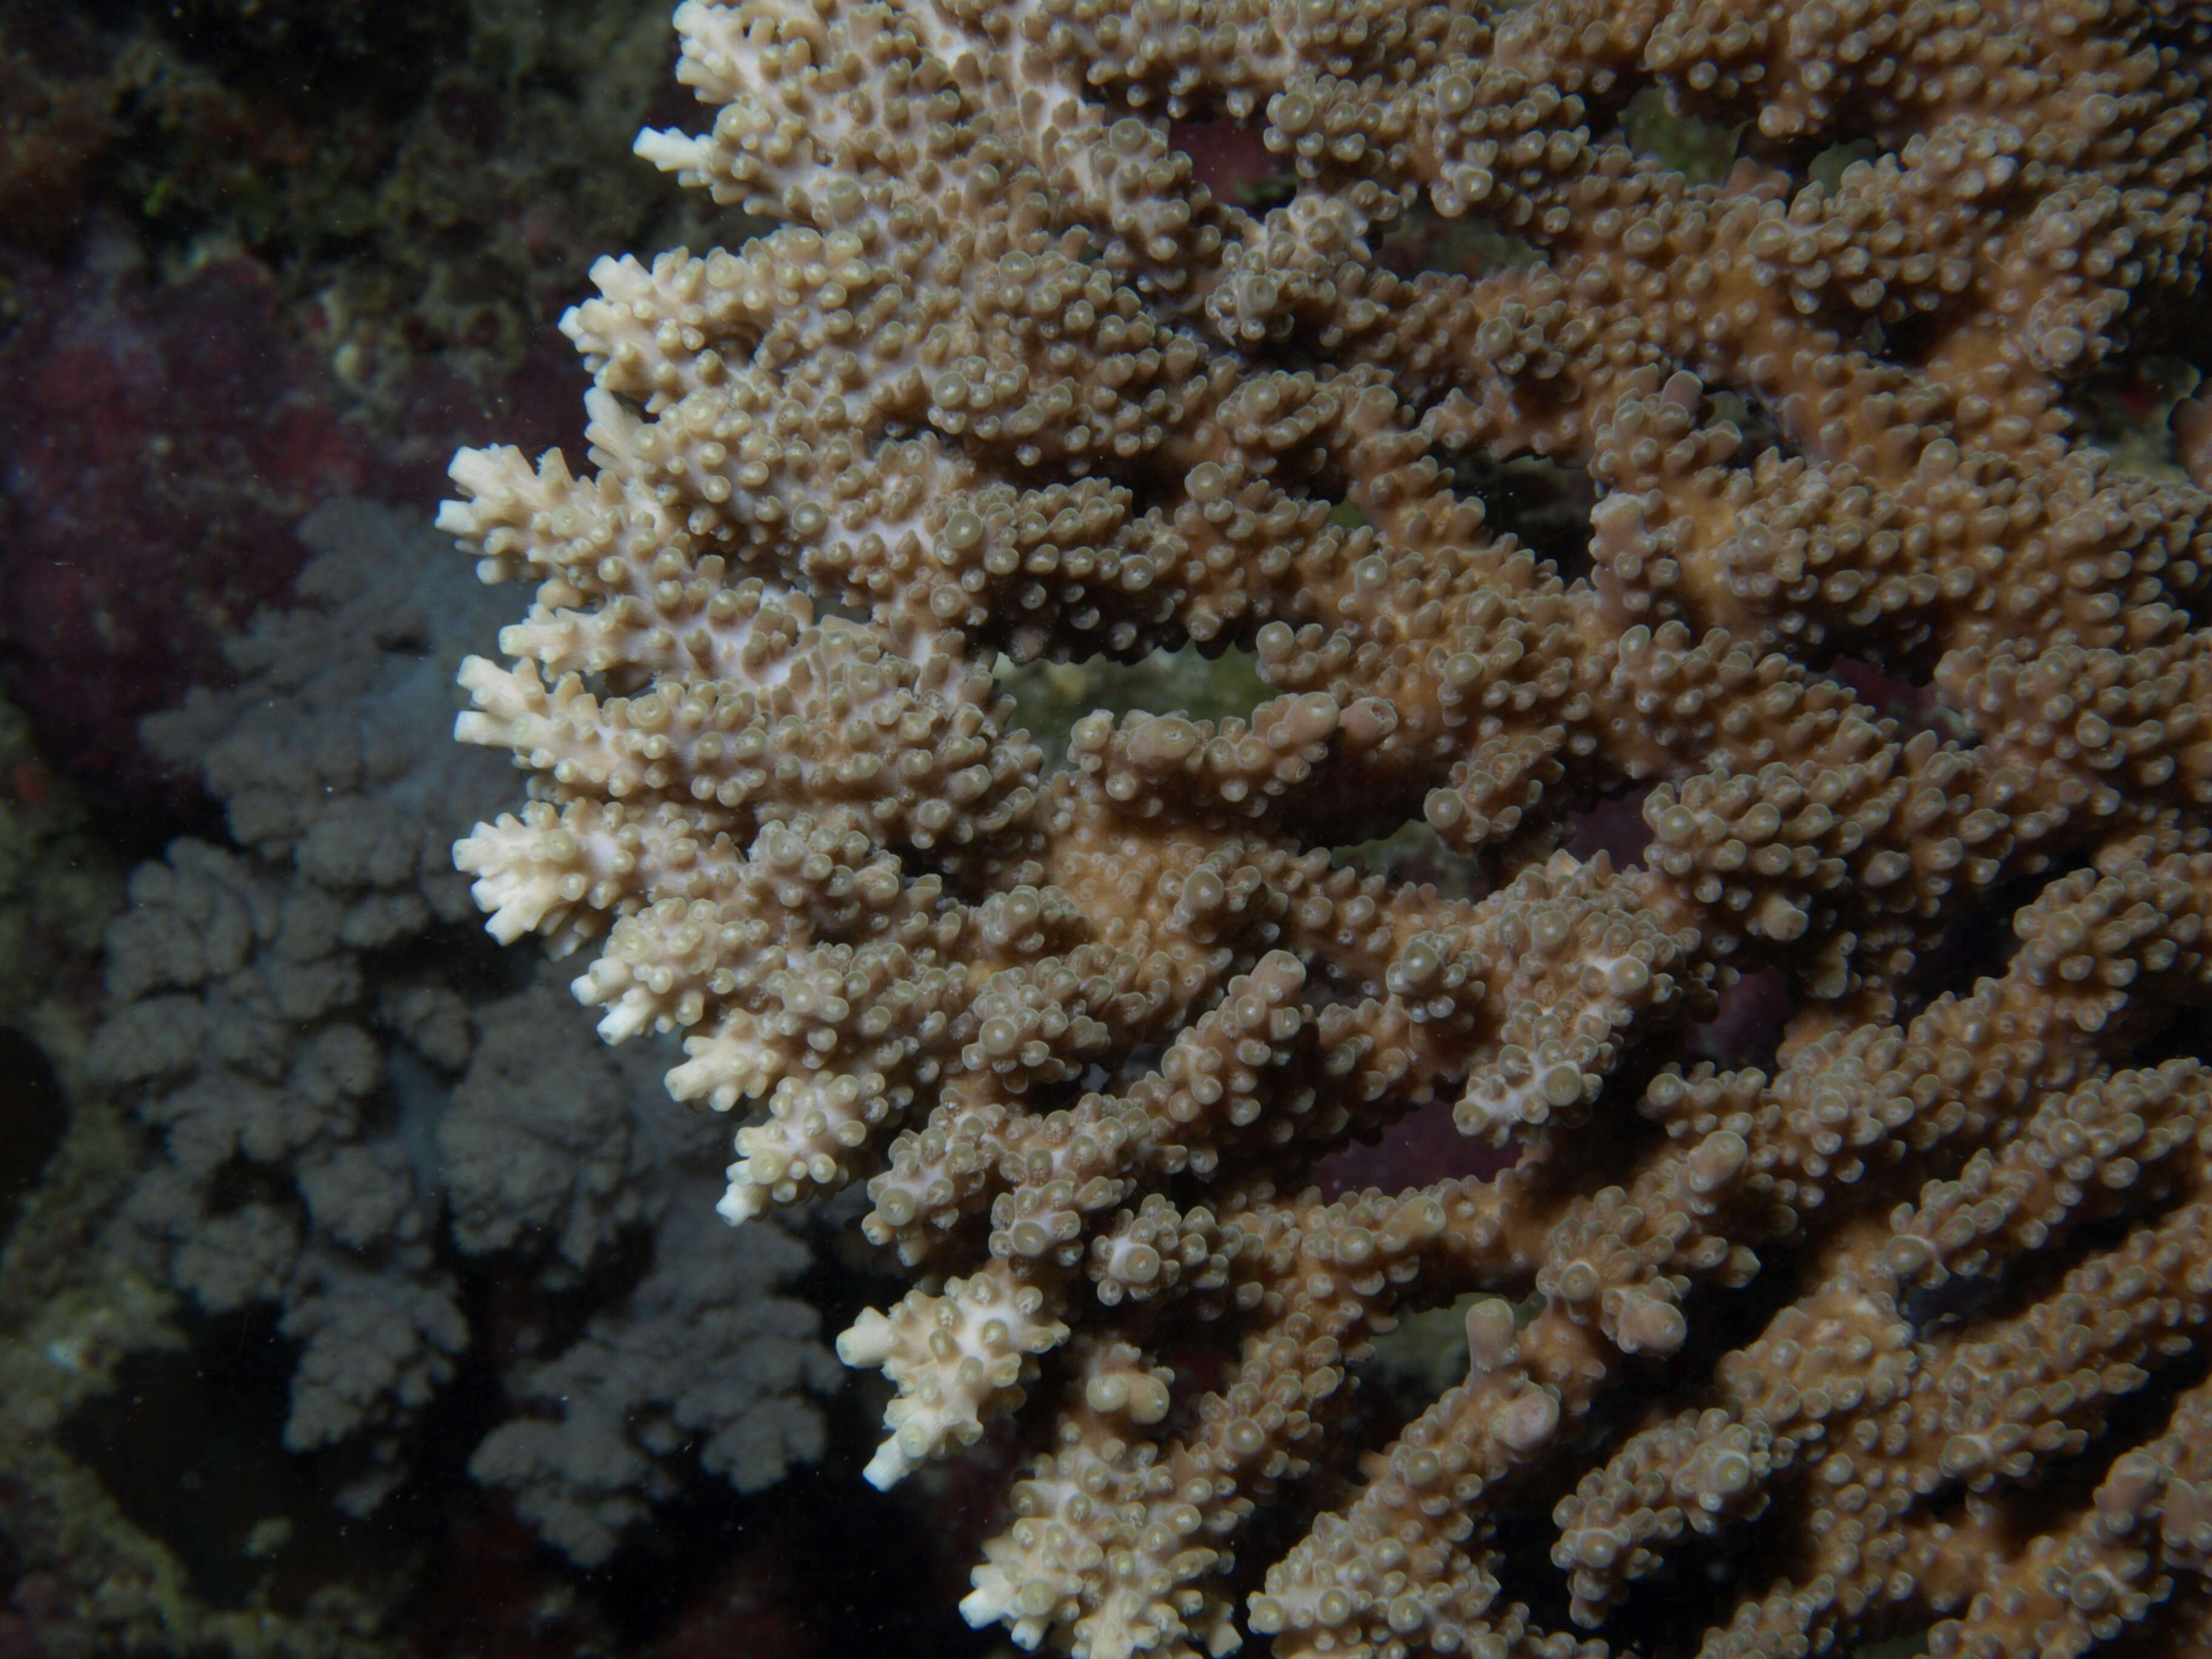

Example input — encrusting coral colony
[434,0,2212,1652]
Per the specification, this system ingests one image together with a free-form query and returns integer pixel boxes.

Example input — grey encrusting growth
[89,497,836,1553]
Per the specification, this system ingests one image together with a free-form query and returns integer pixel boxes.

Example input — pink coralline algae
[0,218,591,810]
[0,227,364,806]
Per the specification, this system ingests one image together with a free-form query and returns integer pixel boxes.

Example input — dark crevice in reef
[1430,445,1598,588]
[62,1312,418,1613]
[1909,850,2092,1014]
[578,1460,1004,1656]
[2134,1002,2212,1070]
[0,1028,67,1247]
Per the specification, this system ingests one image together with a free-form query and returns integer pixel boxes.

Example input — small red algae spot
[2110,367,2165,423]
[1565,785,1654,867]
[1686,965,1795,1073]
[414,1501,611,1659]
[7,761,50,806]
[645,1531,820,1659]
[1316,1094,1517,1200]
[1170,117,1285,203]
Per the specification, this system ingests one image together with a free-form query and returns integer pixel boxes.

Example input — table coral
[440,0,2212,1654]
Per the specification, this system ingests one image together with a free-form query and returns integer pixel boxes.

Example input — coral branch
[443,0,2212,1652]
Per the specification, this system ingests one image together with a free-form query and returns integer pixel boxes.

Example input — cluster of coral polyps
[437,0,2212,1652]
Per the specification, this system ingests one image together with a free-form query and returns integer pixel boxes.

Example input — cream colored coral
[444,0,2212,1651]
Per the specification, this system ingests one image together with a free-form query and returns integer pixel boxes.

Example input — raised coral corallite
[438,0,2212,1653]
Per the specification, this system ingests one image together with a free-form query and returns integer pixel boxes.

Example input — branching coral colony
[437,0,2212,1652]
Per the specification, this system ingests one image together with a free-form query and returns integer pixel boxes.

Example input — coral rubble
[441,0,2212,1654]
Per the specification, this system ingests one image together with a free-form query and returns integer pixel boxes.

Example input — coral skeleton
[440,0,2212,1652]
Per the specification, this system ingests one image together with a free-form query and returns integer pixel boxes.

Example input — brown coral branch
[438,0,2212,1652]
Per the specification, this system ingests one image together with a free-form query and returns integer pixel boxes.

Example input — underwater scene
[2,1,2211,1656]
